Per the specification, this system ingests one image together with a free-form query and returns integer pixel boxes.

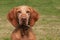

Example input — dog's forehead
[20,6,28,10]
[17,6,30,11]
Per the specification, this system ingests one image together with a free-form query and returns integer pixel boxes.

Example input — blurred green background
[0,0,60,40]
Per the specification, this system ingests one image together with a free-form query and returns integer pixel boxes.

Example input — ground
[0,0,60,40]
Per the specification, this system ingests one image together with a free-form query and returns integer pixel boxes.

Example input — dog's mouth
[18,17,30,26]
[16,16,30,31]
[17,18,30,30]
[21,18,27,25]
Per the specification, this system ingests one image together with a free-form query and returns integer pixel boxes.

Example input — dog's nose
[21,14,27,22]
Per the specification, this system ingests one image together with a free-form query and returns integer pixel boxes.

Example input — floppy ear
[29,7,39,27]
[7,8,18,28]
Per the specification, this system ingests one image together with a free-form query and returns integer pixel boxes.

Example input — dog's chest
[21,36,29,40]
[20,32,35,40]
[14,30,35,40]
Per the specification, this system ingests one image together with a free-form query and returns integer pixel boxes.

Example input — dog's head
[7,6,39,27]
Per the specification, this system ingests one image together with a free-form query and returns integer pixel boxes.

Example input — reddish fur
[29,7,39,26]
[7,6,39,40]
[7,6,39,27]
[7,8,18,27]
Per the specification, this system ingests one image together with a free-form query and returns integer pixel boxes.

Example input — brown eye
[26,11,30,13]
[17,11,21,13]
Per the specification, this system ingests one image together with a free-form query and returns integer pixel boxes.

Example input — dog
[7,5,39,40]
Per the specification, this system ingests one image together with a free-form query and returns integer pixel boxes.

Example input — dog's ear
[7,7,18,27]
[29,7,39,27]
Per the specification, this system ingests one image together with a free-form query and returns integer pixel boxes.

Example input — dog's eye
[26,11,30,13]
[17,11,21,13]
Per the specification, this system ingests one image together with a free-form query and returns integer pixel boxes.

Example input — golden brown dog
[7,6,39,40]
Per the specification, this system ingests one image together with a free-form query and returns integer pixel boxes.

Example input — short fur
[7,6,39,40]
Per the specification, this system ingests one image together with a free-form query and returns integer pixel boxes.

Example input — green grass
[0,0,60,40]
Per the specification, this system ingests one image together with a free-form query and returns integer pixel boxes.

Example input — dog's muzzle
[21,17,27,25]
[17,13,30,26]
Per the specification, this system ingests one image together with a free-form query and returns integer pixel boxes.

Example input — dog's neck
[17,25,30,30]
[16,25,31,37]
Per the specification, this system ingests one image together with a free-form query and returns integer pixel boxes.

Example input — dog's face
[16,6,30,26]
[7,6,39,27]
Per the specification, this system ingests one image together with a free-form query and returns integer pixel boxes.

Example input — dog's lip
[19,21,27,26]
[19,21,30,26]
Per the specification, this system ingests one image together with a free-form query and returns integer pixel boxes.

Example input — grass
[0,0,60,40]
